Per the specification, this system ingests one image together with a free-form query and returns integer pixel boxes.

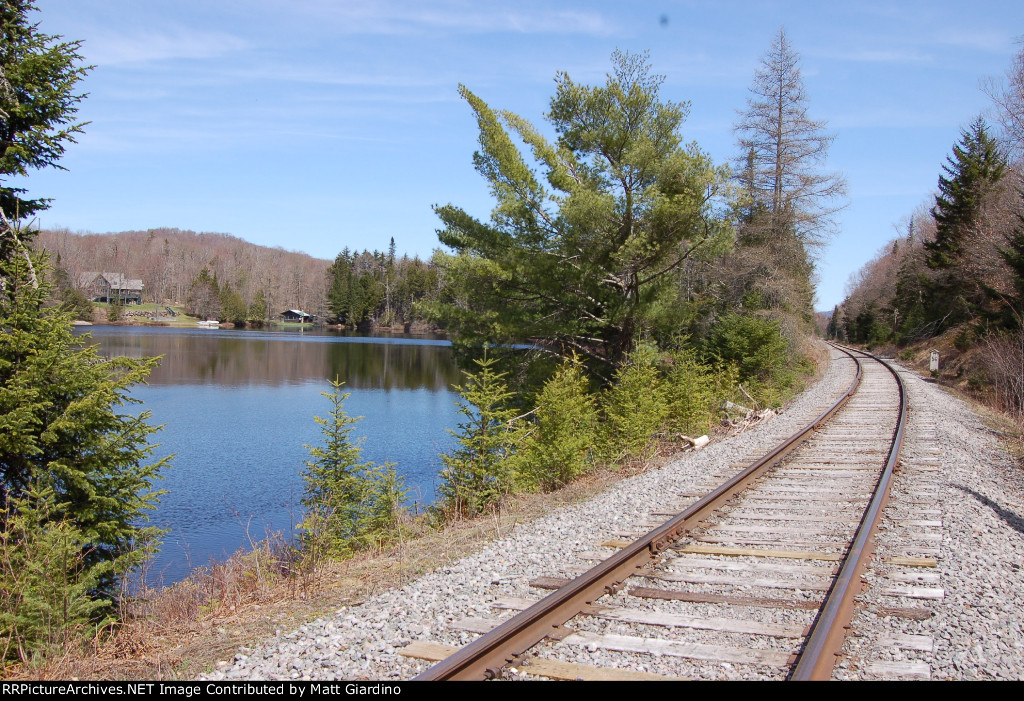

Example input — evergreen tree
[0,0,90,225]
[218,282,247,325]
[601,345,670,462]
[247,288,268,325]
[825,305,839,339]
[436,350,521,517]
[512,356,597,491]
[926,118,1006,270]
[1,221,167,606]
[300,379,403,555]
[1,3,165,643]
[427,51,732,381]
[185,267,220,320]
[924,118,1006,330]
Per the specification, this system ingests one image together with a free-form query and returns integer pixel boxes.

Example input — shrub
[436,350,521,517]
[703,312,788,382]
[300,379,406,559]
[601,345,670,462]
[513,356,598,491]
[662,349,720,437]
[0,488,107,664]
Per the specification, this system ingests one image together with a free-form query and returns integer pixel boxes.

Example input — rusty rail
[415,345,868,681]
[789,345,908,680]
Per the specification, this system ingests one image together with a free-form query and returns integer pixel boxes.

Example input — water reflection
[76,326,462,584]
[82,326,460,389]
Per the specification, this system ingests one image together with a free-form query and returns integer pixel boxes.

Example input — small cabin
[279,309,314,323]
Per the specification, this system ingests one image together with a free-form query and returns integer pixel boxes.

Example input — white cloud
[83,27,248,66]
[290,0,614,37]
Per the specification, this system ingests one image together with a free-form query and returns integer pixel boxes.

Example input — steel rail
[415,345,865,681]
[789,345,909,680]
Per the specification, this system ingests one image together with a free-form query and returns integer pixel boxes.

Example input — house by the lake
[279,309,314,323]
[78,272,145,304]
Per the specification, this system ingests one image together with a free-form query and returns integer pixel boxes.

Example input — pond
[76,325,463,585]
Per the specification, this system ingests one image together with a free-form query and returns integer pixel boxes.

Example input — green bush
[0,487,108,664]
[662,349,720,437]
[59,288,94,321]
[601,345,670,462]
[704,312,788,382]
[436,350,522,517]
[513,356,598,491]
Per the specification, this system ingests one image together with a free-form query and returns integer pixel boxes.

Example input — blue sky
[23,0,1024,311]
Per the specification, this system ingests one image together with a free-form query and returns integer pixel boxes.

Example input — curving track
[410,345,908,681]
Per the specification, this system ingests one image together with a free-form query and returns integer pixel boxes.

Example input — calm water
[76,325,462,584]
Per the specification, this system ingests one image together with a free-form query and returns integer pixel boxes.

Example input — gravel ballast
[199,347,1024,681]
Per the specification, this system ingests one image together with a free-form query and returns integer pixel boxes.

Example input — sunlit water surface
[77,326,461,584]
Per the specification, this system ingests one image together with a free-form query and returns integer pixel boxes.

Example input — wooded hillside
[35,227,331,318]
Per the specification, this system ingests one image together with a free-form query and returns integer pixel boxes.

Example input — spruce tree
[299,378,408,556]
[512,356,597,491]
[436,350,521,517]
[926,118,1006,270]
[1,3,164,646]
[924,118,1006,330]
[1,0,90,224]
[1,220,167,606]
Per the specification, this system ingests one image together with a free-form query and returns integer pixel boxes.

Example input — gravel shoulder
[835,362,1024,680]
[199,346,1024,681]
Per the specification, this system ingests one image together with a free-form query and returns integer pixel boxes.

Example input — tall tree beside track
[924,118,1007,330]
[731,28,846,324]
[425,50,733,383]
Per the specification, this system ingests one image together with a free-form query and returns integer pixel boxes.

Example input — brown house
[78,272,145,304]
[279,309,314,323]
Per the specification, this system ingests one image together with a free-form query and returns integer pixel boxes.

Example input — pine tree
[0,0,90,225]
[1,220,167,607]
[924,118,1006,330]
[436,350,521,517]
[427,50,732,380]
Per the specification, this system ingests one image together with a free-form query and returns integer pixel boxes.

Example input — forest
[833,41,1024,421]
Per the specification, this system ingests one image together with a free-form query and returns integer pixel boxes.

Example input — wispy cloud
[82,27,248,66]
[293,0,614,36]
[828,105,960,130]
[931,28,1013,53]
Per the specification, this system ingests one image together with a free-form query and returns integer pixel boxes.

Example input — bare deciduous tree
[734,27,847,251]
[984,38,1024,162]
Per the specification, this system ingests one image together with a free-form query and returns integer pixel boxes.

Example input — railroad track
[404,344,909,681]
